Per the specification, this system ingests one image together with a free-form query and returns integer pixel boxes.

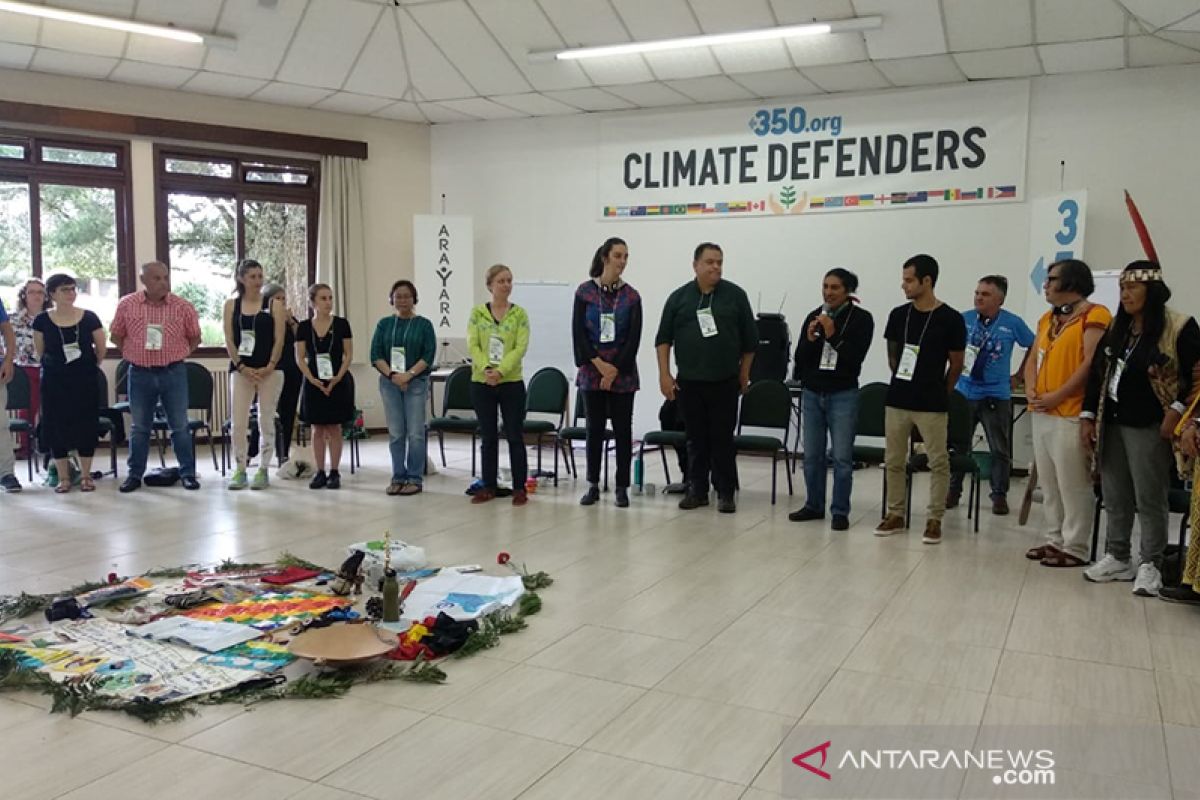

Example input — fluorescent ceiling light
[0,0,235,48]
[528,17,882,62]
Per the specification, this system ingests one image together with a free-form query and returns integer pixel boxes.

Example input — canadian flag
[749,200,765,211]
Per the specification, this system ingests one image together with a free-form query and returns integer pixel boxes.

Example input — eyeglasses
[1043,275,1061,287]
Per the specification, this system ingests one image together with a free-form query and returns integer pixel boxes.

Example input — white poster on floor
[598,80,1029,220]
[414,215,474,337]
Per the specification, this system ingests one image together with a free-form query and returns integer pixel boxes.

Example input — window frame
[153,144,320,355]
[0,128,135,296]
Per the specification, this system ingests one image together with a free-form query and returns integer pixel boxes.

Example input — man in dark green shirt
[655,242,758,513]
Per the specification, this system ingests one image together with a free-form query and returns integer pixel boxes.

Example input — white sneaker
[1083,554,1136,583]
[1132,563,1163,597]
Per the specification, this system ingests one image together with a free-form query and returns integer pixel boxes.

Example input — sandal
[398,483,422,496]
[1026,544,1059,561]
[80,478,96,493]
[54,482,71,494]
[1040,550,1086,568]
[386,481,405,496]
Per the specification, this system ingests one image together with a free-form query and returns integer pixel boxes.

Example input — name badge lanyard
[896,304,934,381]
[59,320,82,363]
[391,316,412,373]
[964,316,996,375]
[145,303,165,351]
[599,288,617,345]
[1107,332,1141,401]
[819,305,854,371]
[237,311,258,357]
[697,290,719,338]
[313,319,336,380]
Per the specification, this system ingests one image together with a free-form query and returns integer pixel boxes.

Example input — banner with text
[598,81,1029,220]
[413,215,473,336]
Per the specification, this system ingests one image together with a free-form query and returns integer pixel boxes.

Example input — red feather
[1124,190,1159,263]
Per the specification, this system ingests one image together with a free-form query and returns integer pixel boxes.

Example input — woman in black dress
[264,283,302,463]
[32,273,107,494]
[295,283,354,489]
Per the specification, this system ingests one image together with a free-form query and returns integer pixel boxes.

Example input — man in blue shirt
[949,275,1034,515]
[0,297,19,492]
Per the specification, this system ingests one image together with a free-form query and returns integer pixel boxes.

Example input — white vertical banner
[1023,191,1087,323]
[413,215,474,337]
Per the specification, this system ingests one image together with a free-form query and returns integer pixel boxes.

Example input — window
[155,146,318,348]
[0,131,132,328]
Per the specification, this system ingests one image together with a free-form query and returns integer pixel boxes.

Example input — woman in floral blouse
[11,278,47,457]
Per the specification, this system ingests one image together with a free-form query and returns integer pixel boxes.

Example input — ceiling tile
[642,49,722,80]
[543,87,637,111]
[204,0,307,80]
[0,10,41,46]
[874,54,966,86]
[1127,34,1200,66]
[1167,11,1200,31]
[0,42,35,70]
[467,0,593,91]
[312,92,394,115]
[786,31,868,66]
[419,102,481,122]
[490,92,580,116]
[1120,1,1200,31]
[251,82,334,106]
[39,20,128,58]
[943,0,1033,52]
[408,1,531,96]
[732,68,823,97]
[539,0,632,47]
[55,0,134,13]
[578,55,656,85]
[612,0,699,40]
[770,0,856,22]
[123,38,206,70]
[342,9,410,99]
[372,101,426,122]
[183,71,268,98]
[276,0,381,90]
[952,45,1042,78]
[397,8,476,100]
[1034,0,1127,43]
[29,49,118,78]
[436,97,526,119]
[856,0,946,59]
[802,61,890,92]
[602,81,694,106]
[123,0,220,69]
[690,0,777,31]
[711,41,794,74]
[1158,29,1200,47]
[1038,37,1125,73]
[108,59,195,88]
[666,75,756,102]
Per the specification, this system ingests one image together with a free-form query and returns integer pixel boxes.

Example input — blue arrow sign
[1030,256,1047,292]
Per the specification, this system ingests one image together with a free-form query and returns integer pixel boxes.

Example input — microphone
[813,303,832,339]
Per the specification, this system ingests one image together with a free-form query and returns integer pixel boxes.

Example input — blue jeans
[128,362,194,479]
[380,375,428,484]
[801,388,858,517]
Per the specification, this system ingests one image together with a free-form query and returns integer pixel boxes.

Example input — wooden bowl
[288,623,398,665]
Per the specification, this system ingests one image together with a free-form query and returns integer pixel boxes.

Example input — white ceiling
[2,0,1200,124]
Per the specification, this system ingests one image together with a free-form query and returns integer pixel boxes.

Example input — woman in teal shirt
[372,280,436,495]
[467,264,530,505]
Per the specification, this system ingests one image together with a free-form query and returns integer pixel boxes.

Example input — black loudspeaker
[750,313,790,382]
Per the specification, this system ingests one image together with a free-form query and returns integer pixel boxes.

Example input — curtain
[317,156,365,321]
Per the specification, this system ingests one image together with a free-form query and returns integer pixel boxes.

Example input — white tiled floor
[2,439,1200,799]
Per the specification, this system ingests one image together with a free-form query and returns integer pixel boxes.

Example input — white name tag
[145,324,163,351]
[63,342,82,364]
[316,353,334,380]
[896,344,920,381]
[819,341,839,371]
[963,344,979,373]
[1108,358,1126,401]
[600,313,616,343]
[391,346,406,373]
[237,331,255,357]
[697,308,718,338]
[488,335,505,364]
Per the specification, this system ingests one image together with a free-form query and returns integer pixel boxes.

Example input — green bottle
[382,568,400,622]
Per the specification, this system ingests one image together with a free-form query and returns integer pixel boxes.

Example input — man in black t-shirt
[876,254,967,544]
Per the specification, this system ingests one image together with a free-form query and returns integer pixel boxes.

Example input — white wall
[431,64,1200,435]
[0,69,432,427]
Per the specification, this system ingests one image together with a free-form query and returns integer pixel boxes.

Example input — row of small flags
[603,185,1018,216]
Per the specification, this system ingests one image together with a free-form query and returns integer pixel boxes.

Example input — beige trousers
[885,407,950,522]
[230,370,283,471]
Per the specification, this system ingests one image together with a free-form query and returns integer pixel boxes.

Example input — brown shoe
[386,481,405,496]
[922,519,942,545]
[992,496,1009,515]
[945,491,961,509]
[874,515,906,536]
[512,489,528,506]
[471,488,496,504]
